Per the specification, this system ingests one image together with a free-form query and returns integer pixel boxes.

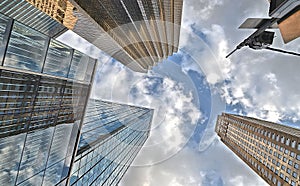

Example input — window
[285,138,290,146]
[288,160,293,166]
[285,176,289,182]
[283,157,287,162]
[291,140,296,148]
[280,173,284,178]
[272,133,275,140]
[4,21,49,72]
[292,171,298,178]
[43,39,72,77]
[280,136,285,143]
[279,147,284,152]
[276,135,280,141]
[286,168,291,174]
[272,177,277,184]
[284,149,289,155]
[294,163,299,170]
[268,173,272,180]
[290,151,295,157]
[0,14,12,64]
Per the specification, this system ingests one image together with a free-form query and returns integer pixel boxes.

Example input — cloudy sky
[58,0,300,185]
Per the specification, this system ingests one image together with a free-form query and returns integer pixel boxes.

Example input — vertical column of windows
[0,13,13,65]
[43,39,73,78]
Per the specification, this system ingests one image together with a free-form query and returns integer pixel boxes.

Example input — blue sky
[58,0,300,185]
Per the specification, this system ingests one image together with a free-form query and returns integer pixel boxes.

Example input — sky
[58,0,300,185]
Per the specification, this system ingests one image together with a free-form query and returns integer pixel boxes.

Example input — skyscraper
[15,0,183,73]
[0,0,69,37]
[68,99,153,186]
[215,113,300,186]
[0,12,97,185]
[0,2,155,185]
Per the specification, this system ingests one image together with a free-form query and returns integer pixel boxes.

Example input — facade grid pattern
[215,113,300,186]
[0,12,97,186]
[68,99,153,186]
[66,0,183,72]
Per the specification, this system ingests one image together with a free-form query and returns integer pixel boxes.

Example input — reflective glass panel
[0,13,11,63]
[0,133,26,186]
[16,128,54,184]
[4,21,48,72]
[68,50,89,81]
[43,39,72,77]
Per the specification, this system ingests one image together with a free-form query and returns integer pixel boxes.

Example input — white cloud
[93,60,201,166]
[57,0,300,185]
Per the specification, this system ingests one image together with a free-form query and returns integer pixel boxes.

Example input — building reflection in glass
[69,99,153,186]
[0,13,97,186]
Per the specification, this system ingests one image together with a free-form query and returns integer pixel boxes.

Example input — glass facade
[0,12,97,186]
[0,0,67,37]
[69,99,153,186]
[58,0,184,72]
[216,113,300,186]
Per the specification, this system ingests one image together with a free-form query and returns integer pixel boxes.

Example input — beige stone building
[215,113,300,186]
[25,0,77,29]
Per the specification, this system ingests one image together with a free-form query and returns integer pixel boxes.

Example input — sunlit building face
[216,113,300,186]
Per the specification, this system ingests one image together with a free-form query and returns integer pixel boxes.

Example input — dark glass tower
[0,12,97,185]
[215,113,300,186]
[68,99,153,186]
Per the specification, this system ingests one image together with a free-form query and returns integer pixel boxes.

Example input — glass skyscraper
[0,0,69,37]
[0,12,97,185]
[15,0,184,73]
[215,113,300,186]
[0,2,155,186]
[68,99,153,186]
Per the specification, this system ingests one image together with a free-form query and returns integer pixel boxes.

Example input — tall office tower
[4,0,183,73]
[68,99,153,186]
[215,113,300,186]
[0,12,97,185]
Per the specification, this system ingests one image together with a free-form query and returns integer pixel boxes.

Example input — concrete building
[215,113,300,186]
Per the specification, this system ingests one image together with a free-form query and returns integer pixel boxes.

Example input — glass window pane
[17,128,54,184]
[4,21,48,72]
[68,50,89,81]
[0,133,26,186]
[43,39,72,77]
[84,58,96,83]
[0,13,12,64]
